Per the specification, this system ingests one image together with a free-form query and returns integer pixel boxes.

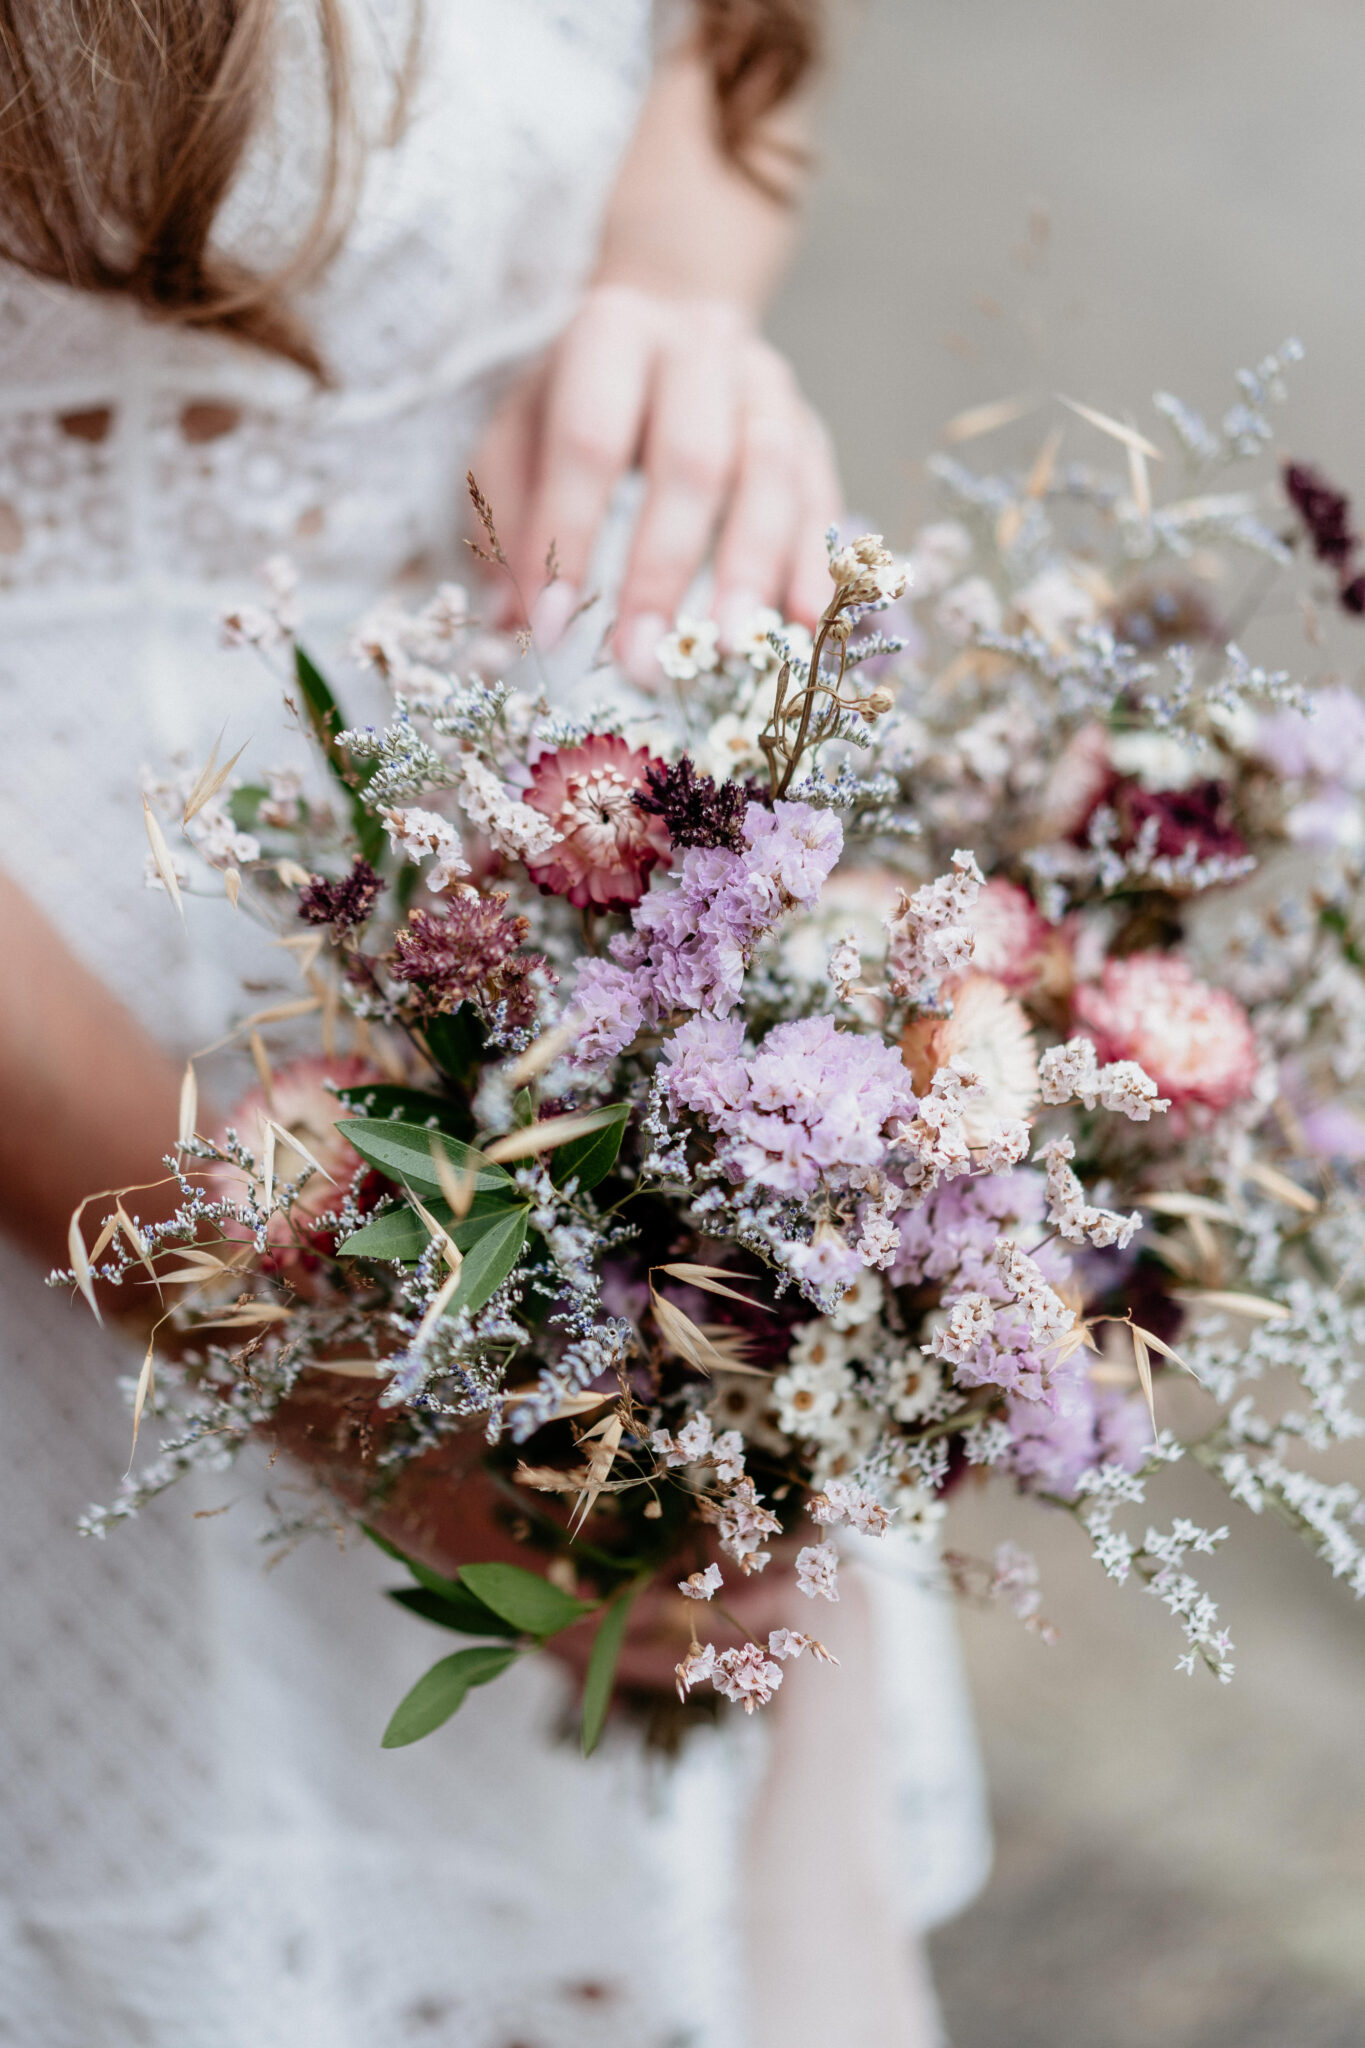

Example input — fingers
[710,342,805,647]
[785,410,845,630]
[615,305,747,680]
[510,287,656,639]
[467,371,544,626]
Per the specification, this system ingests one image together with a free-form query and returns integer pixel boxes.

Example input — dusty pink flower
[523,734,671,910]
[1073,954,1257,1114]
[712,1642,784,1712]
[970,879,1050,990]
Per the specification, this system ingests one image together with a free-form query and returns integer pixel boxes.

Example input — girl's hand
[471,283,842,683]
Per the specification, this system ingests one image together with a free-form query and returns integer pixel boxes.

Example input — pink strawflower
[523,734,671,910]
[1073,954,1258,1114]
[970,879,1050,990]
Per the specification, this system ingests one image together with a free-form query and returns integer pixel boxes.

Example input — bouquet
[63,339,1365,1751]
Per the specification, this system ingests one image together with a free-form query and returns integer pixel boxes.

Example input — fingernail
[530,579,578,651]
[621,612,668,687]
[716,589,763,655]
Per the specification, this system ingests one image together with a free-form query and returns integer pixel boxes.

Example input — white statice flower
[853,1201,901,1270]
[652,1413,714,1468]
[931,1292,997,1368]
[826,1270,884,1333]
[189,799,259,869]
[828,931,862,1003]
[1013,564,1100,648]
[712,1429,746,1483]
[896,1057,978,1188]
[935,574,1003,645]
[993,1239,1076,1352]
[381,805,469,893]
[678,1563,723,1602]
[984,1120,1032,1170]
[1039,1135,1142,1250]
[829,533,907,604]
[657,616,720,682]
[259,766,304,828]
[906,519,972,598]
[675,1640,717,1700]
[1038,1037,1170,1122]
[885,849,984,1006]
[712,1642,784,1712]
[707,1478,782,1575]
[809,1477,891,1537]
[990,1541,1045,1624]
[448,751,558,863]
[768,1628,837,1664]
[809,1399,881,1492]
[795,1542,840,1601]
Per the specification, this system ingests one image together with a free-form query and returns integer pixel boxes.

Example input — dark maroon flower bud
[1283,461,1359,569]
[298,856,381,936]
[633,755,751,852]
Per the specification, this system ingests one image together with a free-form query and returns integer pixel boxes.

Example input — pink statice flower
[678,1563,723,1602]
[523,734,671,910]
[1072,953,1258,1115]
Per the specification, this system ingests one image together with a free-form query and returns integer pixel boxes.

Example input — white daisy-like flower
[826,1268,885,1332]
[772,1358,853,1442]
[886,1353,943,1424]
[657,616,721,682]
[903,973,1039,1148]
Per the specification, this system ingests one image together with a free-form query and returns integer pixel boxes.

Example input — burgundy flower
[1284,461,1358,568]
[298,856,381,936]
[1110,778,1248,869]
[632,754,752,852]
[523,734,671,910]
[390,893,553,1033]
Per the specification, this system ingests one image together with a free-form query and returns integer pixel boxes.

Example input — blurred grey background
[770,6,1365,2043]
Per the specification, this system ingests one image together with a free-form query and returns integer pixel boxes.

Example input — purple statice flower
[890,1171,1057,1294]
[568,800,843,1063]
[665,1012,918,1198]
[1005,1377,1149,1498]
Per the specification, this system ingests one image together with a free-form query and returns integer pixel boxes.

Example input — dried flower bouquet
[60,343,1365,1749]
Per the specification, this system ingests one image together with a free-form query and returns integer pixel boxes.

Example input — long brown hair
[0,1,821,376]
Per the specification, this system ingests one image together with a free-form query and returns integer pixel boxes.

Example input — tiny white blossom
[678,1562,723,1601]
[657,617,720,682]
[795,1542,840,1601]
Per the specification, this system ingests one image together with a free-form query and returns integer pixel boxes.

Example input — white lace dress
[0,6,990,2042]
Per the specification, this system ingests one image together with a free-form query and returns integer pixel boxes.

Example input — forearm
[593,42,810,314]
[0,875,182,1265]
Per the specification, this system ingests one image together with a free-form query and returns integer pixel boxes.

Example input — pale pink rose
[970,879,1050,990]
[1072,955,1257,1114]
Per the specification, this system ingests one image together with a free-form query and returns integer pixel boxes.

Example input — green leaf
[335,1083,471,1137]
[387,1585,523,1638]
[336,1118,513,1198]
[458,1561,594,1638]
[337,1192,518,1264]
[580,1581,641,1756]
[511,1087,535,1129]
[229,784,266,830]
[424,1007,486,1085]
[363,1524,520,1633]
[295,644,385,866]
[550,1102,629,1192]
[381,1643,520,1747]
[446,1202,530,1316]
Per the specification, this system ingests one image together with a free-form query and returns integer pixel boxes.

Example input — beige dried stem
[141,798,184,922]
[655,1261,774,1311]
[483,1106,618,1166]
[649,1285,766,1377]
[570,1410,626,1531]
[506,1021,575,1088]
[182,733,247,827]
[941,394,1039,444]
[428,1137,478,1222]
[1056,397,1163,461]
